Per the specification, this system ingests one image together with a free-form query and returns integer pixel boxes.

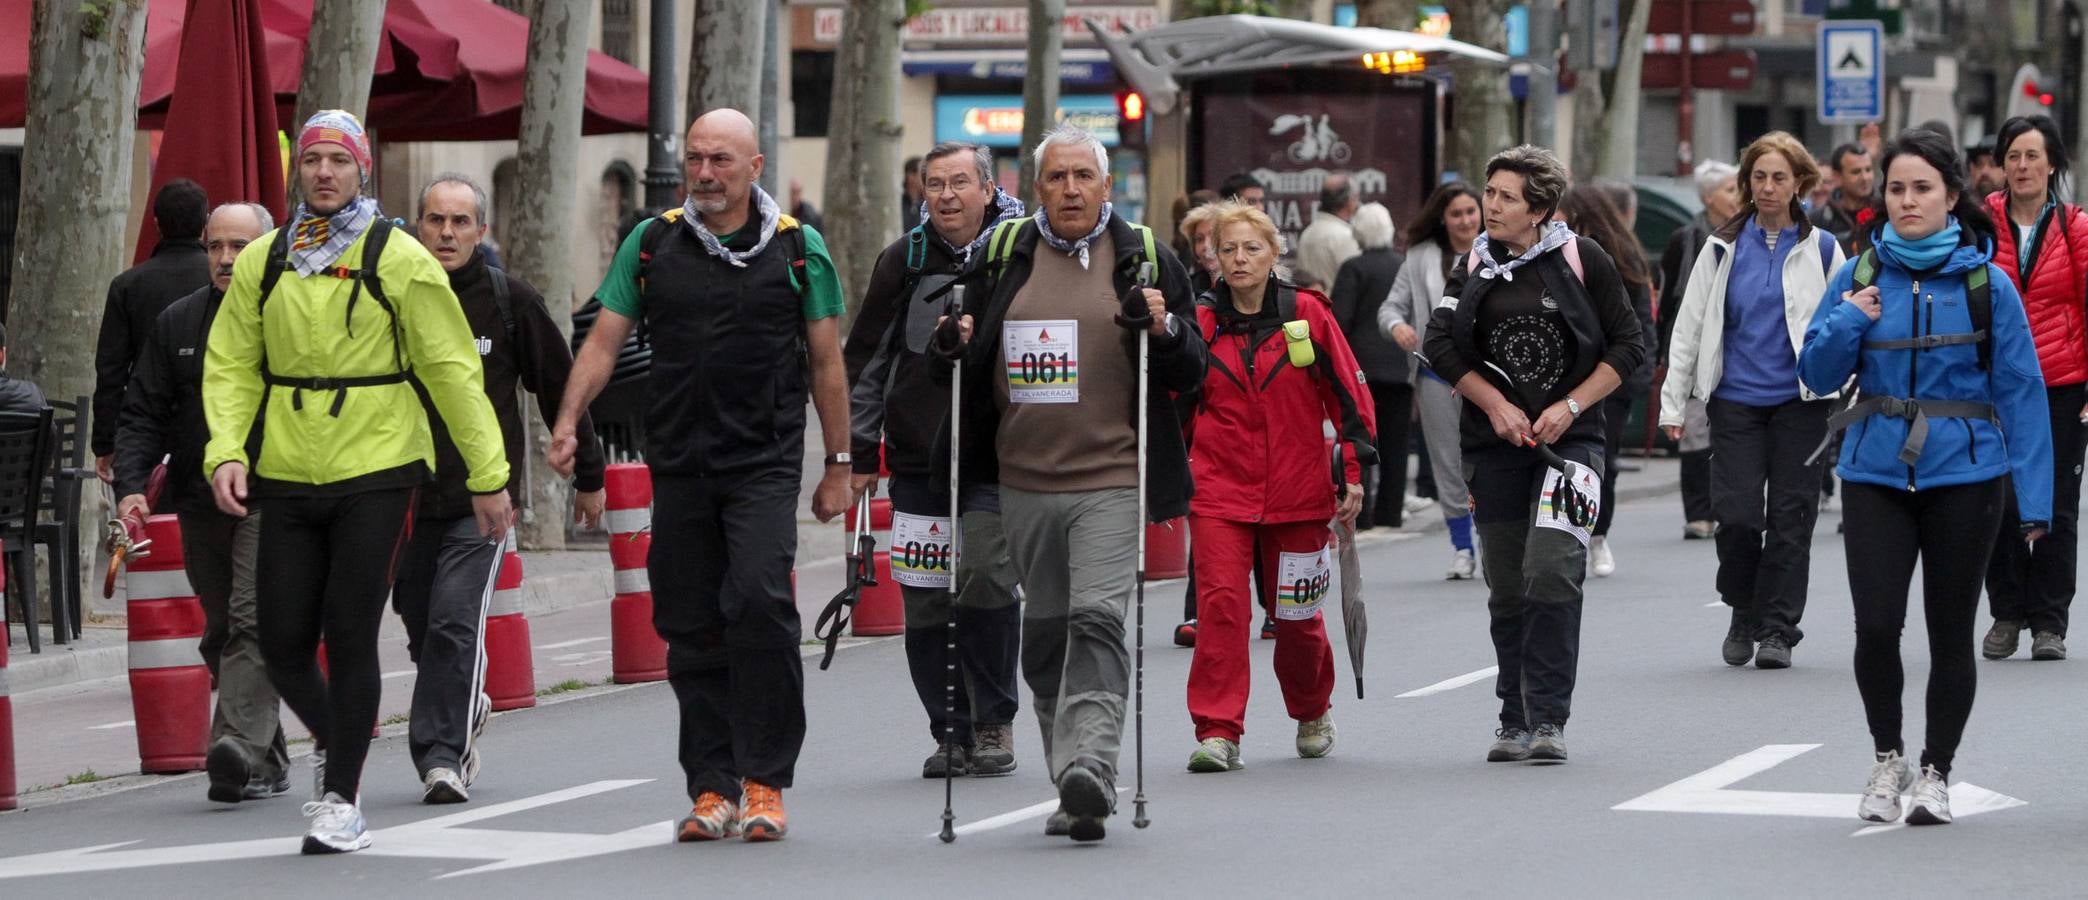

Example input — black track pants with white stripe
[392,515,502,777]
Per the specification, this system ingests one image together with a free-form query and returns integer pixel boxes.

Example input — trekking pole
[939,285,966,844]
[1132,262,1155,830]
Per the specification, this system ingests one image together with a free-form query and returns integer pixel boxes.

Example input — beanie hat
[298,109,372,180]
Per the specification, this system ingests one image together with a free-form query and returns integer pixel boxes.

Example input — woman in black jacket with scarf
[1422,145,1645,766]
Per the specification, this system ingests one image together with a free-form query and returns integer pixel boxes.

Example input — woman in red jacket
[1182,201,1377,773]
[1982,114,2088,662]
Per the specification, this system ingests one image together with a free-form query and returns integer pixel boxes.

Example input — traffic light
[1116,90,1145,122]
[2009,63,2058,119]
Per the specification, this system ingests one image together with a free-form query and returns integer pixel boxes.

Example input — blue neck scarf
[1880,218,1962,272]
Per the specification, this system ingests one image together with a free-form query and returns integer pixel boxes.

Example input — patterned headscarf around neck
[1468,220,1577,282]
[926,189,1027,264]
[1035,202,1114,270]
[682,184,783,268]
[286,195,379,277]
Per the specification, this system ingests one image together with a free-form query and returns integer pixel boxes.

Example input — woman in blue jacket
[1798,128,2053,828]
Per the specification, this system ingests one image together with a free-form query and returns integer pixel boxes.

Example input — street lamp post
[644,0,679,210]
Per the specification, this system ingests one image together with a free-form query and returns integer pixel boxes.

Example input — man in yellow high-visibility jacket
[202,110,511,856]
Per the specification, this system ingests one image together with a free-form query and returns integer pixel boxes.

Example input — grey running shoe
[922,742,970,779]
[1043,808,1072,836]
[1857,751,1913,823]
[1722,616,1755,667]
[970,724,1017,776]
[1906,764,1953,825]
[1487,726,1532,762]
[1527,724,1568,763]
[301,792,371,854]
[206,736,253,804]
[1446,549,1477,580]
[460,746,482,787]
[1295,714,1336,759]
[243,774,292,800]
[2032,631,2067,661]
[309,749,326,803]
[422,767,469,804]
[1186,736,1244,772]
[1056,764,1113,842]
[1755,636,1792,669]
[1984,619,2026,659]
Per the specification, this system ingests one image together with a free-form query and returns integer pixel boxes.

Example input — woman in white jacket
[1659,131,1847,671]
[1380,182,1484,579]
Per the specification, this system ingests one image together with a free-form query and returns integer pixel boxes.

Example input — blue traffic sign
[1817,19,1883,123]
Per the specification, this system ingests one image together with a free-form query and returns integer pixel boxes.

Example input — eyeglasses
[923,177,976,196]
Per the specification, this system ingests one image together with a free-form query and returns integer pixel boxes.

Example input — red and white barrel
[483,533,535,710]
[126,515,209,773]
[606,464,667,683]
[0,538,15,810]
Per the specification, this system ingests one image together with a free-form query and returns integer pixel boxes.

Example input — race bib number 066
[1003,319,1079,404]
[891,512,957,589]
[1275,545,1334,620]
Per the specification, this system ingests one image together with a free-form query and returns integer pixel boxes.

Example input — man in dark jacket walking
[95,179,212,481]
[938,124,1206,842]
[396,174,607,804]
[845,142,1027,779]
[1330,202,1407,528]
[114,201,289,804]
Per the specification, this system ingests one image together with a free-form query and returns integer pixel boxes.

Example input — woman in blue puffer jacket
[1798,128,2053,829]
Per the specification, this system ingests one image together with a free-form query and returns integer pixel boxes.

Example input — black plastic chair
[39,396,88,641]
[0,409,54,654]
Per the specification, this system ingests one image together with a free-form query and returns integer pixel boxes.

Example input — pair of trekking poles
[817,268,1159,842]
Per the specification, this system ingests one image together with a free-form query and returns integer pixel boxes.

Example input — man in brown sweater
[941,124,1205,842]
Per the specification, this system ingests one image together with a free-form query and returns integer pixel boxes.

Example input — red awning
[0,0,647,140]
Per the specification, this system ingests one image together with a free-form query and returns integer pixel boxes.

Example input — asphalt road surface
[3,490,2085,898]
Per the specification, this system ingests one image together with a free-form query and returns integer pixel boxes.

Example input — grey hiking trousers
[181,509,289,785]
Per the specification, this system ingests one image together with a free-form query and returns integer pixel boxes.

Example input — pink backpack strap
[1465,247,1482,277]
[1562,237,1584,284]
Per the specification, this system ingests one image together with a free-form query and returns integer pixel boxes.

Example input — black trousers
[888,475,1022,745]
[1363,383,1413,528]
[1845,478,2005,776]
[1469,441,1600,728]
[1595,394,1629,537]
[254,487,416,800]
[1707,397,1829,644]
[1985,382,2088,635]
[392,516,502,775]
[651,467,807,802]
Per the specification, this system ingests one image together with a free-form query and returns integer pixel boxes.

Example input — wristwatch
[824,452,852,467]
[1565,397,1583,418]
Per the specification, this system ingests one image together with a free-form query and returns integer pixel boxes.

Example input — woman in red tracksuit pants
[1183,201,1377,773]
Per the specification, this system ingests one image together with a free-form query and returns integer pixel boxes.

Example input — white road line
[536,637,608,650]
[1703,601,1725,608]
[87,720,135,731]
[1395,666,1498,699]
[928,788,1131,838]
[381,670,416,680]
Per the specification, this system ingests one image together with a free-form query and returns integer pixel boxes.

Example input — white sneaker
[1446,548,1477,580]
[301,791,371,854]
[1906,764,1953,825]
[1295,714,1336,759]
[1403,495,1434,515]
[1857,751,1913,823]
[422,767,469,804]
[1590,537,1616,577]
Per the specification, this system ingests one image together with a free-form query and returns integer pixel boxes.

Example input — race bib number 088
[1275,545,1334,620]
[1003,319,1079,404]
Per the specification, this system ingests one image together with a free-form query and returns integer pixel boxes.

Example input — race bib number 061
[891,512,957,589]
[1003,319,1079,404]
[1275,545,1334,620]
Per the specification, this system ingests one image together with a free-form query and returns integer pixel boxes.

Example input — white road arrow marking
[1613,744,2026,836]
[1395,666,1497,698]
[0,779,657,880]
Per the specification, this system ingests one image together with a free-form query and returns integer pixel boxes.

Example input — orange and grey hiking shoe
[740,780,788,842]
[675,791,740,842]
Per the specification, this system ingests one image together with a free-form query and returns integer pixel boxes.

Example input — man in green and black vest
[549,108,852,844]
[844,141,1027,780]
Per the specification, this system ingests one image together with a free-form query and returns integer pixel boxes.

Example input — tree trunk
[1444,0,1513,183]
[1354,0,1420,29]
[687,0,766,124]
[822,0,904,315]
[1570,75,1605,176]
[508,0,593,550]
[758,0,780,195]
[1597,0,1651,178]
[1019,0,1065,205]
[12,0,147,616]
[292,0,385,136]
